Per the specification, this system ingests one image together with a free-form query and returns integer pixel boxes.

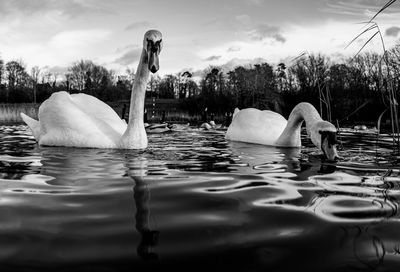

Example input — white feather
[226,108,287,146]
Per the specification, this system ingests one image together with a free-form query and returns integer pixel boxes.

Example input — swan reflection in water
[227,140,337,177]
[32,147,160,262]
[125,156,160,260]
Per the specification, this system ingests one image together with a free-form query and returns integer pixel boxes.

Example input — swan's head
[309,121,339,162]
[143,30,162,73]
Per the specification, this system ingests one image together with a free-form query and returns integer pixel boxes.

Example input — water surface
[1,125,400,271]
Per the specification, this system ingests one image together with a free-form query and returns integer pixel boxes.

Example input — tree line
[1,42,400,125]
[180,44,400,125]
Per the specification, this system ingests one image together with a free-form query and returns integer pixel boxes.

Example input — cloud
[47,66,69,75]
[191,57,268,79]
[245,0,264,6]
[228,46,241,52]
[235,14,252,26]
[0,0,110,19]
[125,21,152,31]
[248,24,286,43]
[386,26,400,37]
[219,58,267,72]
[49,29,111,49]
[115,44,139,54]
[324,0,400,17]
[114,47,142,66]
[204,55,222,61]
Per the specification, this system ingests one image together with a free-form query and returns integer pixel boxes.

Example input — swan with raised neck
[20,30,163,149]
[225,102,339,161]
[119,29,163,149]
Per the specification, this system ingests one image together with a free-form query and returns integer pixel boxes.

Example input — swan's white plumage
[21,113,40,139]
[225,102,339,161]
[20,29,163,149]
[33,91,127,148]
[226,108,287,146]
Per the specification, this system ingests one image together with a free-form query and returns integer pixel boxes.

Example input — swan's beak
[320,131,339,162]
[148,51,159,73]
[322,143,339,162]
[147,40,161,73]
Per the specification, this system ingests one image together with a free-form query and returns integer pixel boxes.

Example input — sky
[1,0,400,78]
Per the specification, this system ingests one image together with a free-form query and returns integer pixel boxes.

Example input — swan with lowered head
[225,102,339,161]
[20,30,163,149]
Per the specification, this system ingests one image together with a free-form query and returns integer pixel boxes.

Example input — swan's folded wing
[20,113,40,140]
[226,108,287,146]
[38,92,119,148]
[70,93,127,135]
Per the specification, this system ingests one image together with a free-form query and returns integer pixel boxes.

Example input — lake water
[1,124,400,272]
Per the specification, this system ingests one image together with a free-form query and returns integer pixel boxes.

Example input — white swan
[20,30,163,149]
[225,102,339,161]
[146,122,173,133]
[200,120,216,130]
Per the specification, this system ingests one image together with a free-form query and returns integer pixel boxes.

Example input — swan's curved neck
[275,103,322,147]
[129,49,149,127]
[119,49,149,148]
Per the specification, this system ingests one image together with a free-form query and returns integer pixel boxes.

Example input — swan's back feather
[226,108,286,146]
[70,93,127,134]
[232,108,240,119]
[20,113,40,140]
[37,92,125,148]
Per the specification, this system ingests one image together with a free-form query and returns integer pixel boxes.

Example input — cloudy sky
[1,0,400,77]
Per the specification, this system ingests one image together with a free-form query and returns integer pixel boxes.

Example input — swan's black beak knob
[147,39,161,73]
[148,52,159,73]
[150,64,158,73]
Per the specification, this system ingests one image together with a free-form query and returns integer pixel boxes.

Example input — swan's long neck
[119,49,149,148]
[275,102,322,147]
[129,49,149,128]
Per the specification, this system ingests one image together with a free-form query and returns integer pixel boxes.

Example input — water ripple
[1,124,400,270]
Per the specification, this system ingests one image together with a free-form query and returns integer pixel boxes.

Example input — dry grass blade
[354,31,380,57]
[339,100,370,122]
[291,51,308,63]
[377,108,388,133]
[368,0,397,23]
[345,24,378,49]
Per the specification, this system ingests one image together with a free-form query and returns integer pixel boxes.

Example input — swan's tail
[232,108,240,119]
[20,113,40,140]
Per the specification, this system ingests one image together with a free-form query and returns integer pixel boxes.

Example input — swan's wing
[232,108,240,119]
[37,92,123,147]
[70,93,127,134]
[20,113,40,140]
[225,108,287,146]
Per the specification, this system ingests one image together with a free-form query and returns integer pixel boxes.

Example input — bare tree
[6,60,29,89]
[0,57,4,85]
[31,66,41,103]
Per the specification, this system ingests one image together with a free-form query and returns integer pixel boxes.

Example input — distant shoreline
[0,100,391,132]
[0,99,222,125]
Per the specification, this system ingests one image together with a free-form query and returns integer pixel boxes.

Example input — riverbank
[0,103,40,124]
[1,101,388,131]
[0,99,225,125]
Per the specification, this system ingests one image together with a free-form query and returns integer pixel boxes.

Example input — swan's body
[146,122,173,133]
[226,108,287,145]
[226,102,338,161]
[21,30,163,149]
[21,92,128,148]
[354,125,367,131]
[200,121,223,130]
[200,121,216,130]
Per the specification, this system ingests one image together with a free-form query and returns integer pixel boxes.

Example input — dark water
[1,125,400,272]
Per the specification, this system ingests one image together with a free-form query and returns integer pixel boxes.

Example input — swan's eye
[320,131,338,148]
[146,39,161,53]
[155,40,162,52]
